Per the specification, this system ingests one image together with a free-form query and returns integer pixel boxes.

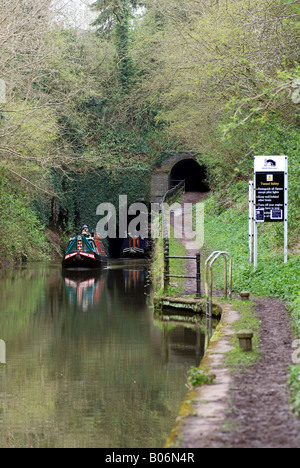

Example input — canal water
[0,261,210,448]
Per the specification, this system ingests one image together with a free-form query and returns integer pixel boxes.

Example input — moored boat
[62,233,107,269]
[121,235,149,258]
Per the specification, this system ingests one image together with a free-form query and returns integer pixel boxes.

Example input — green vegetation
[151,227,188,297]
[202,195,300,413]
[0,0,299,439]
[225,300,262,370]
[167,232,188,296]
[187,366,216,388]
[289,367,300,418]
[1,0,299,411]
[151,234,165,295]
[0,1,171,259]
[1,0,299,263]
[0,175,50,263]
[203,198,300,310]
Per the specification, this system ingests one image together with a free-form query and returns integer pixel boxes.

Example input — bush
[0,181,50,262]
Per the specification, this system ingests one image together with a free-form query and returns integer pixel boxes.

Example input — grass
[200,195,300,415]
[151,234,165,295]
[187,366,216,387]
[225,300,262,370]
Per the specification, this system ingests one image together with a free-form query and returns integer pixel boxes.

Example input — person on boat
[81,224,90,237]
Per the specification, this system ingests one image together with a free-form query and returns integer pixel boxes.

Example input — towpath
[170,191,300,448]
[171,191,209,295]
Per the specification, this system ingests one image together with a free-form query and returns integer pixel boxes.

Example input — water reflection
[161,325,204,367]
[63,269,106,312]
[0,262,212,448]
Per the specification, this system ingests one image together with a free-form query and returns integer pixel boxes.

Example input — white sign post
[0,79,6,104]
[249,181,254,265]
[0,340,6,364]
[250,156,288,268]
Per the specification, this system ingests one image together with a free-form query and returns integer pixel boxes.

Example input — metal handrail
[205,251,232,317]
[161,179,185,240]
[162,179,185,205]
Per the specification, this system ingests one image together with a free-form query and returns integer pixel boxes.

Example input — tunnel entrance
[108,238,124,259]
[170,159,209,192]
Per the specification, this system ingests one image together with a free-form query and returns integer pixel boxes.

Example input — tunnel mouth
[170,159,209,192]
[108,237,124,259]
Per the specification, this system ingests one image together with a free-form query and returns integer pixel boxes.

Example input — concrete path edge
[165,303,240,448]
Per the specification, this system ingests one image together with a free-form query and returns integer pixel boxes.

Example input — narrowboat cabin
[62,233,107,269]
[121,235,149,258]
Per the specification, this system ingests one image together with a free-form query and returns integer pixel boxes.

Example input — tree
[136,0,299,148]
[0,0,99,195]
[91,0,145,92]
[91,0,144,34]
[0,1,51,190]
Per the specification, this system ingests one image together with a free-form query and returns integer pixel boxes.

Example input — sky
[56,0,145,29]
[57,0,97,29]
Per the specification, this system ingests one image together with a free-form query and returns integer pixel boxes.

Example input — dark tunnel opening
[108,237,124,259]
[170,159,209,192]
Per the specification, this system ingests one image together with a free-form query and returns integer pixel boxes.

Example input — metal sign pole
[249,181,254,265]
[253,173,258,269]
[254,212,258,269]
[284,156,288,264]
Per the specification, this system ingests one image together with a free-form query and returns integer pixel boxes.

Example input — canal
[0,261,209,448]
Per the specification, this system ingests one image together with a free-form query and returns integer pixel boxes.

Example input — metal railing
[162,179,185,208]
[161,179,185,240]
[205,251,232,317]
[164,247,201,298]
[169,178,185,189]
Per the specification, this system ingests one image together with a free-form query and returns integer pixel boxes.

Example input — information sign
[255,171,285,223]
[249,156,288,267]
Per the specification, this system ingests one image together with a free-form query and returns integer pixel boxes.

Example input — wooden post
[240,291,250,301]
[237,330,253,352]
